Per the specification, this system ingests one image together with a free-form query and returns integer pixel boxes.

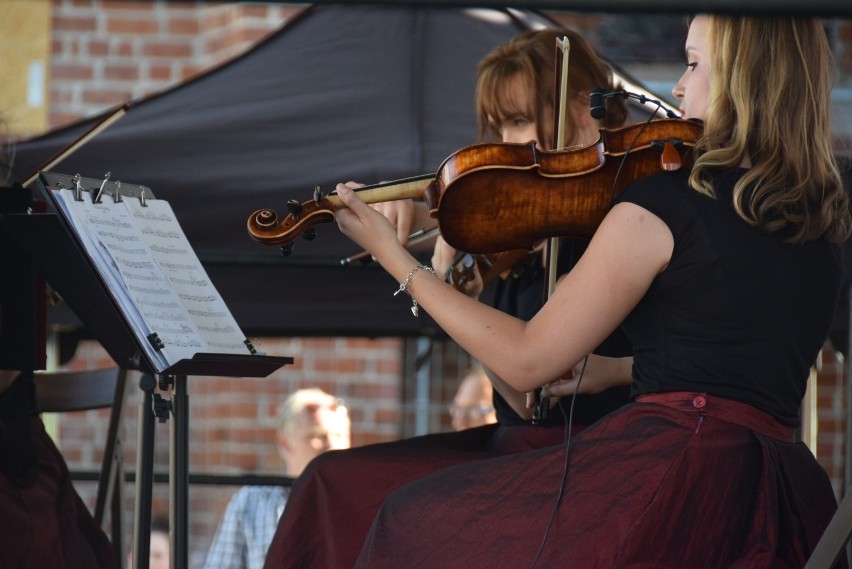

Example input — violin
[246,118,703,255]
[446,249,532,291]
[434,118,702,254]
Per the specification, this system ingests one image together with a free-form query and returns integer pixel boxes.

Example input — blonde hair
[277,388,342,433]
[475,28,627,151]
[689,16,851,244]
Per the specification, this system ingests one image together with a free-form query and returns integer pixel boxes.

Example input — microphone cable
[529,354,588,569]
[590,88,679,120]
[528,93,673,566]
[528,92,669,566]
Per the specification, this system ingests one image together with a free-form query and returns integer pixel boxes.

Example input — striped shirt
[203,486,289,569]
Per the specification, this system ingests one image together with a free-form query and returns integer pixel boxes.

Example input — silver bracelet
[394,264,436,317]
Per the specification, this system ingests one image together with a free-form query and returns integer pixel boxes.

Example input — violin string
[609,105,666,204]
[529,355,587,569]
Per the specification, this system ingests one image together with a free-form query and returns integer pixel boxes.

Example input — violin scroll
[247,174,437,255]
[247,191,339,255]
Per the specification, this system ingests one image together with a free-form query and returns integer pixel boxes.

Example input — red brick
[142,40,193,58]
[238,5,272,19]
[202,9,233,30]
[107,17,159,35]
[179,65,205,82]
[375,408,401,424]
[313,357,367,374]
[114,39,134,57]
[147,64,173,81]
[167,17,201,35]
[102,1,156,12]
[375,358,402,374]
[239,26,275,45]
[52,15,97,32]
[104,64,140,81]
[53,65,95,81]
[88,40,110,57]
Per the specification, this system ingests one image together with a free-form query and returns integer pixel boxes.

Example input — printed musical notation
[51,188,252,372]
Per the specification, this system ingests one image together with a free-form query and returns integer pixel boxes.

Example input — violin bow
[22,103,129,187]
[548,35,571,293]
[531,36,572,424]
[340,226,439,265]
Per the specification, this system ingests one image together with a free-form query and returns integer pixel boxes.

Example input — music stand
[1,173,293,569]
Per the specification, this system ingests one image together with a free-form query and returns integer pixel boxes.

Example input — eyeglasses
[448,405,494,420]
[303,399,348,416]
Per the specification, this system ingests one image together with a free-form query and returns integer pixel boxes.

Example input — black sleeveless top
[616,169,843,426]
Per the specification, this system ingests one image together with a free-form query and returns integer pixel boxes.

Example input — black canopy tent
[11,4,684,338]
[10,5,559,336]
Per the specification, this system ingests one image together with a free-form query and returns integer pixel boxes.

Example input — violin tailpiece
[660,140,683,172]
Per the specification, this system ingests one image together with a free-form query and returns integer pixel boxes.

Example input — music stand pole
[170,374,189,569]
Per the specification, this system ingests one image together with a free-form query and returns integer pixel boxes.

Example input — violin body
[434,118,703,254]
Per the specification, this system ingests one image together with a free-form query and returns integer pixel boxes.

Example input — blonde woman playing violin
[339,15,850,568]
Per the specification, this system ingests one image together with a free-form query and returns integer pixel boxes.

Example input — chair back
[33,367,129,569]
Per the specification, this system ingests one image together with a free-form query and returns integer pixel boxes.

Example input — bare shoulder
[587,202,673,277]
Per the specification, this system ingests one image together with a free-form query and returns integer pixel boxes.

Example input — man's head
[449,367,497,431]
[276,388,351,476]
[149,517,170,569]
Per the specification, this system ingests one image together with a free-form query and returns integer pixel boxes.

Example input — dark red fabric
[355,394,843,569]
[263,422,570,569]
[0,415,114,569]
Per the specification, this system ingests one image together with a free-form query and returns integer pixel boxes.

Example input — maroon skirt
[264,421,571,569]
[354,393,843,569]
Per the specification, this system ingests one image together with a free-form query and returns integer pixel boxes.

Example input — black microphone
[589,88,607,120]
[589,89,680,120]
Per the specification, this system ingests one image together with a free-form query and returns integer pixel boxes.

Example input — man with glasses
[448,367,497,431]
[203,388,350,569]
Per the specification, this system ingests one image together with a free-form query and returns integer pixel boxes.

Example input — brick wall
[48,0,300,130]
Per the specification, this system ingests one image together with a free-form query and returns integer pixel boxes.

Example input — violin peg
[287,199,303,217]
[303,228,317,241]
[313,185,323,205]
[280,243,294,256]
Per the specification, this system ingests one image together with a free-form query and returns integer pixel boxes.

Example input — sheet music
[52,188,249,372]
[124,198,248,354]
